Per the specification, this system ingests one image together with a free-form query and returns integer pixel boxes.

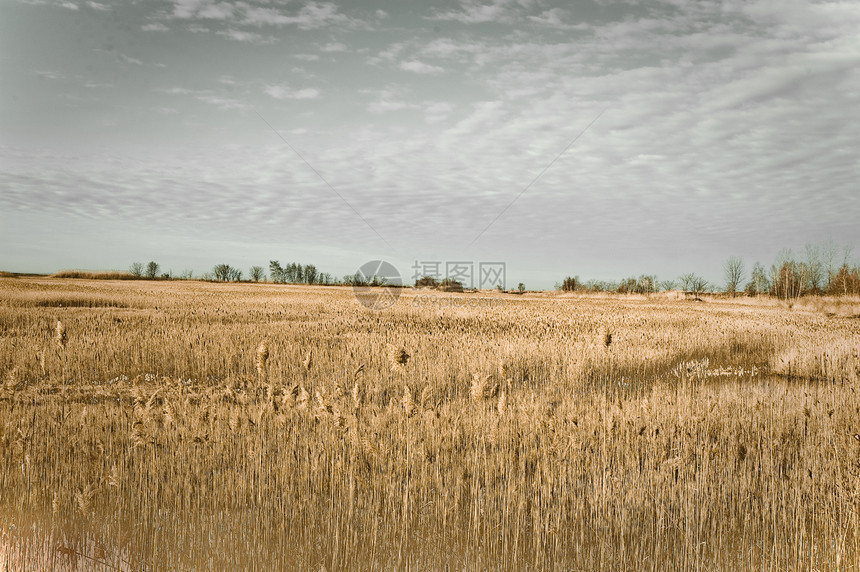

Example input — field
[1,277,860,571]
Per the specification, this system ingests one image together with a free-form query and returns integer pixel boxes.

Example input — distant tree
[637,274,657,294]
[415,276,439,288]
[770,249,811,299]
[821,239,838,292]
[723,256,745,296]
[804,243,824,293]
[829,264,860,296]
[269,261,284,283]
[441,279,463,292]
[304,264,318,285]
[129,262,144,278]
[213,264,241,282]
[347,271,366,286]
[517,282,526,293]
[679,273,695,292]
[745,262,769,295]
[561,276,578,292]
[213,264,230,282]
[680,273,708,297]
[616,277,638,294]
[658,279,676,292]
[145,261,160,279]
[250,266,265,282]
[690,275,708,297]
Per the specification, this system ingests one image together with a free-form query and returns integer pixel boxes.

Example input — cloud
[430,0,518,24]
[528,8,589,30]
[142,22,169,32]
[86,1,109,10]
[159,86,193,95]
[35,70,63,80]
[59,1,77,9]
[424,101,454,124]
[400,60,444,74]
[361,86,414,111]
[367,99,418,114]
[171,0,234,20]
[264,85,321,100]
[119,54,144,66]
[216,28,277,44]
[7,0,860,283]
[242,2,362,30]
[158,85,249,110]
[194,94,248,110]
[321,41,348,52]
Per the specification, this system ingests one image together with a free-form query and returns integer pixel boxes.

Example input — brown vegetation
[1,277,859,570]
[50,270,136,280]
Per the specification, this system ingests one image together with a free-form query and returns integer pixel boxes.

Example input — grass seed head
[255,342,269,379]
[55,320,67,349]
[387,345,410,372]
[402,385,415,416]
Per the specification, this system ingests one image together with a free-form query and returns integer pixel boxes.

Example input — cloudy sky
[1,0,858,288]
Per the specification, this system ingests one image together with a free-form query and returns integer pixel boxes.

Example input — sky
[1,0,858,289]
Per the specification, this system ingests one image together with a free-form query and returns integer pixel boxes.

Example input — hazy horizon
[2,0,858,289]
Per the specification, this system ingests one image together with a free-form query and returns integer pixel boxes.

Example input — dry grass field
[1,277,859,570]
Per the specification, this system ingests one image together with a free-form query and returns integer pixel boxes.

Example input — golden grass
[0,277,859,570]
[50,270,137,280]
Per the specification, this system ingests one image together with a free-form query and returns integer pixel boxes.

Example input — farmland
[1,277,859,570]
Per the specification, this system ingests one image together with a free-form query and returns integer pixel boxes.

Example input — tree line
[557,241,859,298]
[127,260,336,284]
[268,261,335,285]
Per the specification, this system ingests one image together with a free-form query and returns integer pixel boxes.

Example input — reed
[0,276,857,570]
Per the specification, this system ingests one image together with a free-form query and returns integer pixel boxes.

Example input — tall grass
[50,270,137,280]
[0,278,858,570]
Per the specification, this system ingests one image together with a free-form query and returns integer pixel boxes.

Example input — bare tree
[821,239,837,292]
[129,262,144,278]
[723,256,745,296]
[269,261,284,283]
[746,262,769,295]
[250,266,265,282]
[690,275,708,298]
[680,273,708,298]
[145,261,160,279]
[843,244,855,267]
[658,279,676,292]
[679,273,695,292]
[213,264,241,282]
[805,243,824,293]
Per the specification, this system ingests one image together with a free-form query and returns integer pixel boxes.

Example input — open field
[1,277,860,570]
